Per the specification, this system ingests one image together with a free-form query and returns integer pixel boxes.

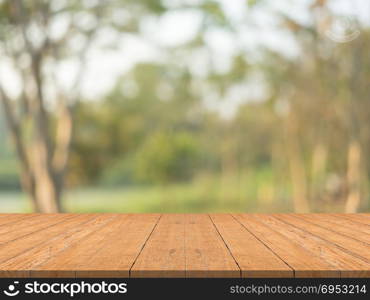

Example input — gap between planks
[0,214,368,278]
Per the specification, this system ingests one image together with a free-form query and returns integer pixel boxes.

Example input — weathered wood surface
[0,213,368,278]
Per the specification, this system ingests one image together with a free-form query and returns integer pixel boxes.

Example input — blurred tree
[0,0,165,212]
[69,62,200,185]
[2,0,369,214]
[260,2,370,212]
[135,131,199,184]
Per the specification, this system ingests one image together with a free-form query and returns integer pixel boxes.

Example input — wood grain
[233,214,340,277]
[259,214,370,277]
[0,214,117,277]
[210,214,293,277]
[75,214,160,278]
[274,214,370,262]
[0,213,368,278]
[0,214,85,276]
[131,214,185,277]
[0,214,74,244]
[290,214,370,244]
[0,214,37,227]
[31,214,160,277]
[333,214,370,227]
[185,214,240,277]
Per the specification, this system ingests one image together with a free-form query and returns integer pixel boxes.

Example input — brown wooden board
[0,214,368,278]
[233,214,340,277]
[185,214,240,277]
[131,214,185,277]
[210,214,292,277]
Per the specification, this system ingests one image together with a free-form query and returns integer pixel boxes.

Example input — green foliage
[2,0,370,213]
[200,1,228,28]
[99,156,136,187]
[0,159,21,190]
[69,60,203,186]
[0,114,21,190]
[135,131,200,184]
[246,0,264,8]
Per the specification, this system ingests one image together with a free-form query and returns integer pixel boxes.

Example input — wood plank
[185,214,240,277]
[329,214,370,233]
[32,214,160,278]
[333,214,370,227]
[0,213,367,278]
[77,214,160,278]
[210,214,293,277]
[295,214,370,244]
[0,214,90,276]
[233,214,339,277]
[131,214,185,278]
[30,214,129,277]
[258,215,370,278]
[0,214,118,277]
[0,214,38,227]
[274,214,370,263]
[0,214,75,244]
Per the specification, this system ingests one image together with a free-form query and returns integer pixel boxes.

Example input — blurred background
[0,0,369,213]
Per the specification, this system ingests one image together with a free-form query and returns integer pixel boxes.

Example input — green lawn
[0,186,362,213]
[0,178,292,213]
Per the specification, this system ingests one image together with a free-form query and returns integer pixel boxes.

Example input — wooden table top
[0,213,369,278]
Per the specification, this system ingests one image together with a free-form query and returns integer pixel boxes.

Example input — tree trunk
[1,84,63,213]
[285,114,310,213]
[220,134,239,203]
[311,143,327,179]
[31,142,61,212]
[289,147,310,213]
[345,140,362,213]
[310,143,327,200]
